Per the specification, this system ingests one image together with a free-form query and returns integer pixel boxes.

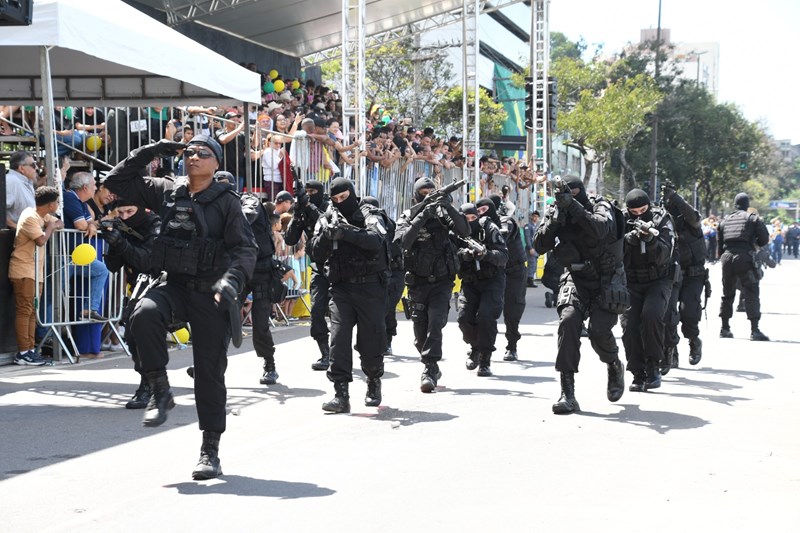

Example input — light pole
[688,50,708,86]
[649,0,662,199]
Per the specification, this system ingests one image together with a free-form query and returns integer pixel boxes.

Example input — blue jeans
[771,240,783,264]
[68,260,110,314]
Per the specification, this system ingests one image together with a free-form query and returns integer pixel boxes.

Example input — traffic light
[547,76,557,132]
[738,151,748,170]
[524,76,534,130]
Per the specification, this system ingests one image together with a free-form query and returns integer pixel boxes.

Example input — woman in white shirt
[260,134,286,200]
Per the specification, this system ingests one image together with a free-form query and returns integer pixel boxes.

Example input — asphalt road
[1,258,799,532]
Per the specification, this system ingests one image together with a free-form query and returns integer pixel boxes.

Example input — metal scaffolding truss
[530,0,549,174]
[161,0,262,27]
[302,0,525,67]
[341,0,368,190]
[462,0,481,195]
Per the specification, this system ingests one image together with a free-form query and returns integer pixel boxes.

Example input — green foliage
[427,86,507,141]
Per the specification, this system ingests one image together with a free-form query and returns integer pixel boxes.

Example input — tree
[426,86,507,142]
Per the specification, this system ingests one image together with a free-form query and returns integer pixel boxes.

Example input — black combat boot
[465,348,478,371]
[660,346,674,376]
[125,376,151,410]
[645,359,662,390]
[143,371,175,427]
[671,346,679,368]
[322,382,350,413]
[383,338,393,356]
[476,352,492,377]
[750,320,769,341]
[607,359,625,402]
[720,319,733,338]
[259,358,279,385]
[503,348,518,361]
[420,361,442,393]
[192,430,222,480]
[629,372,646,392]
[688,337,703,365]
[311,340,330,371]
[552,372,580,414]
[365,377,382,407]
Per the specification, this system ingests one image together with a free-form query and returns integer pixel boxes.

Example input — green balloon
[263,81,275,94]
[545,197,555,205]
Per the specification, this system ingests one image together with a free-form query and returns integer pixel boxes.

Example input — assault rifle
[99,218,144,241]
[627,218,660,254]
[455,234,487,271]
[552,176,571,222]
[318,204,357,251]
[409,179,467,219]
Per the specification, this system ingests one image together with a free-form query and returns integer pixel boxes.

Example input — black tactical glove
[567,199,585,218]
[324,224,345,241]
[212,271,243,310]
[102,227,124,247]
[457,249,475,261]
[555,192,573,210]
[152,139,186,158]
[661,182,676,204]
[624,230,641,246]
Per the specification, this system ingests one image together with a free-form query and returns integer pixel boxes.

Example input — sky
[548,0,800,144]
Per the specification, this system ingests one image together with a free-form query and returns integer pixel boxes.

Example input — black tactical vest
[553,197,624,280]
[722,210,758,253]
[500,215,526,269]
[403,216,459,281]
[324,205,390,284]
[625,206,671,282]
[459,217,501,282]
[673,216,706,269]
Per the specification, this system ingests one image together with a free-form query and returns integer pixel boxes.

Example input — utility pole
[649,0,662,199]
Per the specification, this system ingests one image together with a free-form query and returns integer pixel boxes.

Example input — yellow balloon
[273,80,285,93]
[269,69,279,79]
[71,243,97,266]
[85,135,102,152]
[292,80,300,90]
[173,327,190,344]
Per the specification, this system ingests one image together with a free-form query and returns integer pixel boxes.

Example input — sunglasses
[184,148,215,159]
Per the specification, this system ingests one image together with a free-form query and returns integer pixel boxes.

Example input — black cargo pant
[719,251,761,321]
[385,268,405,341]
[665,270,705,349]
[246,274,275,363]
[622,278,672,376]
[555,273,619,373]
[408,277,454,364]
[327,279,387,383]
[502,264,527,351]
[130,282,230,433]
[309,267,331,343]
[458,274,505,355]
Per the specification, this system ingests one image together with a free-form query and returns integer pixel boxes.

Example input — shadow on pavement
[668,376,744,392]
[662,392,752,406]
[513,359,555,370]
[580,404,710,434]
[230,384,325,405]
[487,374,556,386]
[164,475,336,499]
[441,387,543,399]
[352,406,458,426]
[697,368,774,381]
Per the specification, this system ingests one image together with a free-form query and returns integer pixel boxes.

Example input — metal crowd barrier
[34,229,127,363]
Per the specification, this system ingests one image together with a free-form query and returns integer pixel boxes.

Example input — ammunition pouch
[598,267,629,314]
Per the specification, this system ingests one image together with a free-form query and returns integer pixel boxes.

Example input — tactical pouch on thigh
[599,267,629,314]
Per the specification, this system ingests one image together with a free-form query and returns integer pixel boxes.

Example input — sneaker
[14,351,46,366]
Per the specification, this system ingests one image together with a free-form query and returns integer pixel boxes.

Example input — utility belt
[404,272,448,286]
[171,277,217,293]
[626,264,669,283]
[682,265,706,277]
[341,273,382,284]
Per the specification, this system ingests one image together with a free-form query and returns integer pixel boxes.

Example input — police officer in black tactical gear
[105,136,257,480]
[660,181,706,369]
[718,192,770,341]
[100,199,160,410]
[286,180,333,370]
[239,189,283,385]
[309,177,390,413]
[487,194,528,362]
[362,196,404,355]
[622,189,675,392]
[534,177,627,414]
[395,177,470,393]
[457,201,508,378]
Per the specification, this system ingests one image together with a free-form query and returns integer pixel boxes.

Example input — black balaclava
[734,192,750,211]
[329,177,359,219]
[461,203,480,233]
[476,197,500,224]
[305,180,325,208]
[413,177,436,204]
[565,177,590,207]
[115,199,149,229]
[625,188,653,222]
[361,196,379,208]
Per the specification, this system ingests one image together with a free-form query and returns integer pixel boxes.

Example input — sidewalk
[1,260,799,532]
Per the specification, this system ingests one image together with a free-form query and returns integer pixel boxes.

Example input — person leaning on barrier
[9,186,63,366]
[457,201,508,378]
[622,189,675,392]
[103,136,257,480]
[487,194,527,362]
[5,151,38,230]
[533,177,627,415]
[100,198,161,409]
[309,178,390,414]
[660,181,706,368]
[394,177,470,393]
[718,193,770,341]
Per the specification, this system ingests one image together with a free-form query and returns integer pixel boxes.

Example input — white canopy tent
[0,0,261,107]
